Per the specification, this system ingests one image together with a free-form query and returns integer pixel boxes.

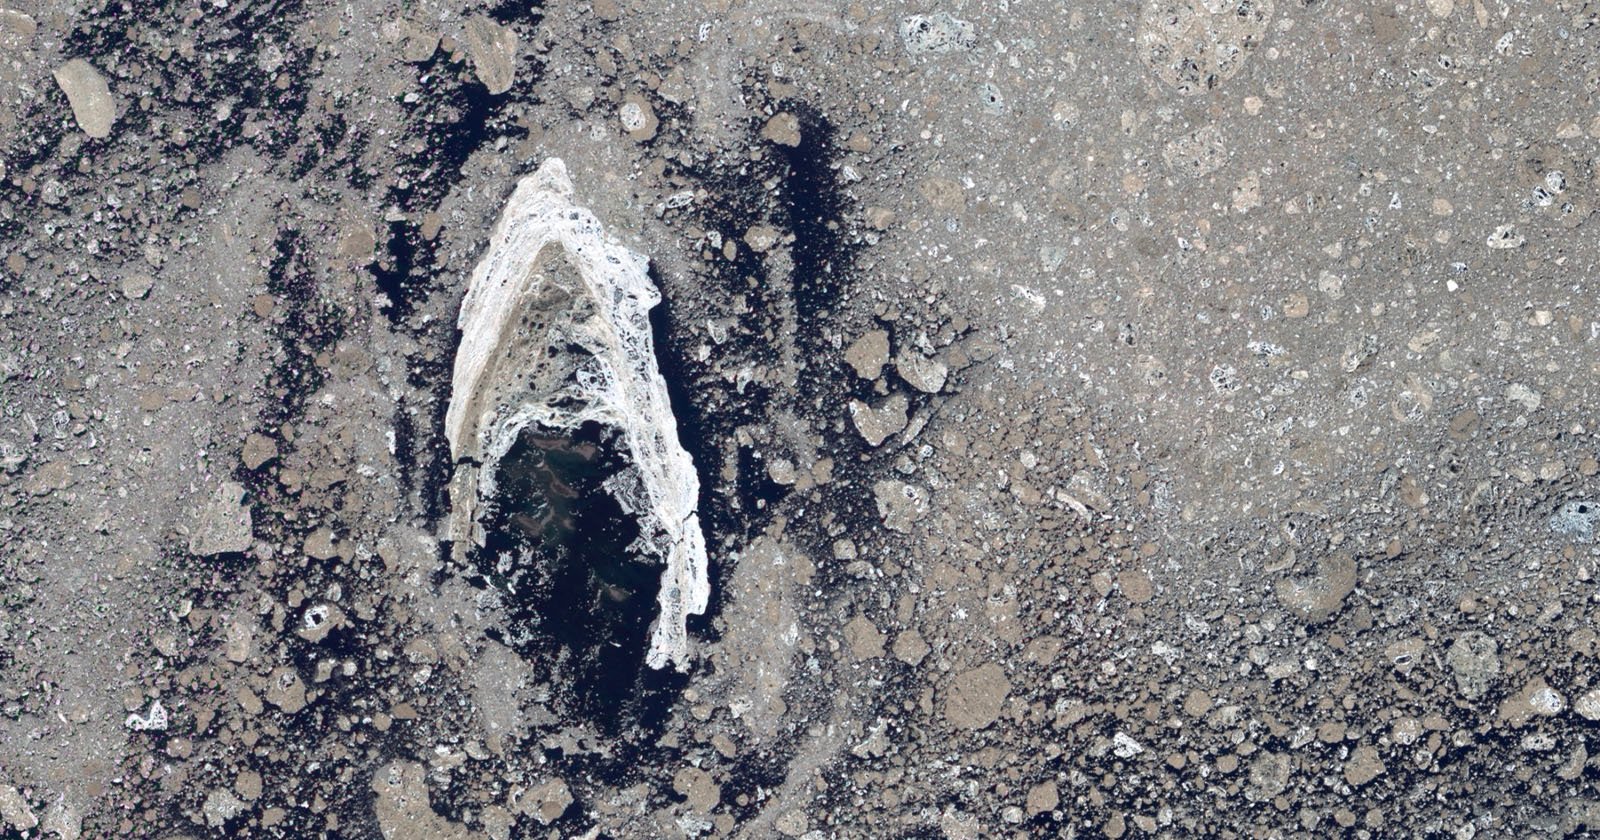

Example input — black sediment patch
[473,421,669,732]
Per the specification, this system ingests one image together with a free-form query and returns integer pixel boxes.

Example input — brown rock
[843,615,885,659]
[241,433,278,470]
[760,112,802,146]
[893,629,930,666]
[1025,780,1059,816]
[463,17,518,94]
[1275,552,1356,623]
[1342,745,1385,786]
[944,663,1011,730]
[53,59,116,139]
[845,330,891,379]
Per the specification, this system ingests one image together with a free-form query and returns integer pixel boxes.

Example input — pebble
[1573,689,1600,721]
[241,433,279,470]
[844,330,890,379]
[52,59,117,139]
[189,482,253,556]
[619,93,657,142]
[0,784,37,832]
[1342,745,1385,786]
[463,17,518,95]
[1445,632,1501,701]
[1274,552,1356,623]
[849,394,908,447]
[895,349,948,393]
[1025,781,1059,816]
[843,615,885,659]
[943,663,1011,730]
[892,629,930,666]
[760,112,802,147]
[899,12,975,55]
[120,274,153,300]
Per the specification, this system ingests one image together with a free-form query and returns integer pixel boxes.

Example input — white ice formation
[446,158,709,671]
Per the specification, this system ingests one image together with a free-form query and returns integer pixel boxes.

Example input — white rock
[446,159,708,671]
[1574,688,1600,721]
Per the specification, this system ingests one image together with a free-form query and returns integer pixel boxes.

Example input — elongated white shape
[446,158,708,671]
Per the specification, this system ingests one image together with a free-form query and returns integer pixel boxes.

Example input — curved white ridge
[446,158,709,671]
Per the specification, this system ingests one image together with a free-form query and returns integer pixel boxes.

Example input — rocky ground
[2,0,1600,838]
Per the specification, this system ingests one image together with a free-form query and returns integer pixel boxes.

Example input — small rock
[463,16,518,95]
[1505,382,1542,412]
[618,93,657,142]
[892,629,930,666]
[760,112,802,147]
[1274,552,1356,623]
[672,768,720,814]
[235,770,263,801]
[1445,631,1500,701]
[516,778,572,825]
[124,699,167,731]
[0,784,37,832]
[41,799,81,840]
[399,21,439,62]
[225,619,255,663]
[849,393,908,447]
[52,59,116,139]
[303,527,338,560]
[1573,688,1600,721]
[1551,501,1599,543]
[1111,731,1144,758]
[743,225,779,253]
[241,433,279,470]
[1025,780,1059,817]
[843,615,885,659]
[120,274,153,299]
[26,461,74,496]
[1499,677,1565,727]
[900,12,975,55]
[1486,224,1525,249]
[845,330,891,379]
[1117,569,1154,604]
[873,479,928,533]
[189,482,253,556]
[895,350,948,393]
[0,9,38,44]
[264,666,307,714]
[1342,745,1385,786]
[944,663,1011,730]
[202,789,246,828]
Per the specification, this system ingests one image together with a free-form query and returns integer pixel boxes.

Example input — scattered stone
[873,479,928,533]
[743,225,779,253]
[202,789,246,828]
[672,768,720,814]
[264,666,307,714]
[125,699,167,731]
[463,16,518,95]
[619,93,658,142]
[1486,224,1525,249]
[843,615,885,659]
[303,527,338,560]
[1117,569,1154,604]
[189,482,253,556]
[1504,382,1542,412]
[241,433,278,470]
[52,59,116,139]
[1550,501,1599,544]
[1445,631,1501,701]
[0,784,37,832]
[1574,689,1600,722]
[1137,0,1273,94]
[899,12,976,55]
[895,350,948,393]
[760,112,801,147]
[1499,677,1565,727]
[1274,552,1356,623]
[845,330,891,379]
[850,393,908,446]
[1342,745,1385,787]
[120,274,153,299]
[1025,780,1059,817]
[514,778,572,825]
[944,663,1011,730]
[893,629,930,666]
[372,761,473,840]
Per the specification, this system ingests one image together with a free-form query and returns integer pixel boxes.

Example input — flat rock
[1274,552,1356,623]
[873,479,928,533]
[190,482,253,556]
[463,16,518,95]
[843,615,885,659]
[372,761,473,840]
[895,350,948,393]
[944,662,1011,730]
[241,433,278,470]
[845,330,891,379]
[849,393,908,447]
[53,59,116,139]
[1445,631,1500,701]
